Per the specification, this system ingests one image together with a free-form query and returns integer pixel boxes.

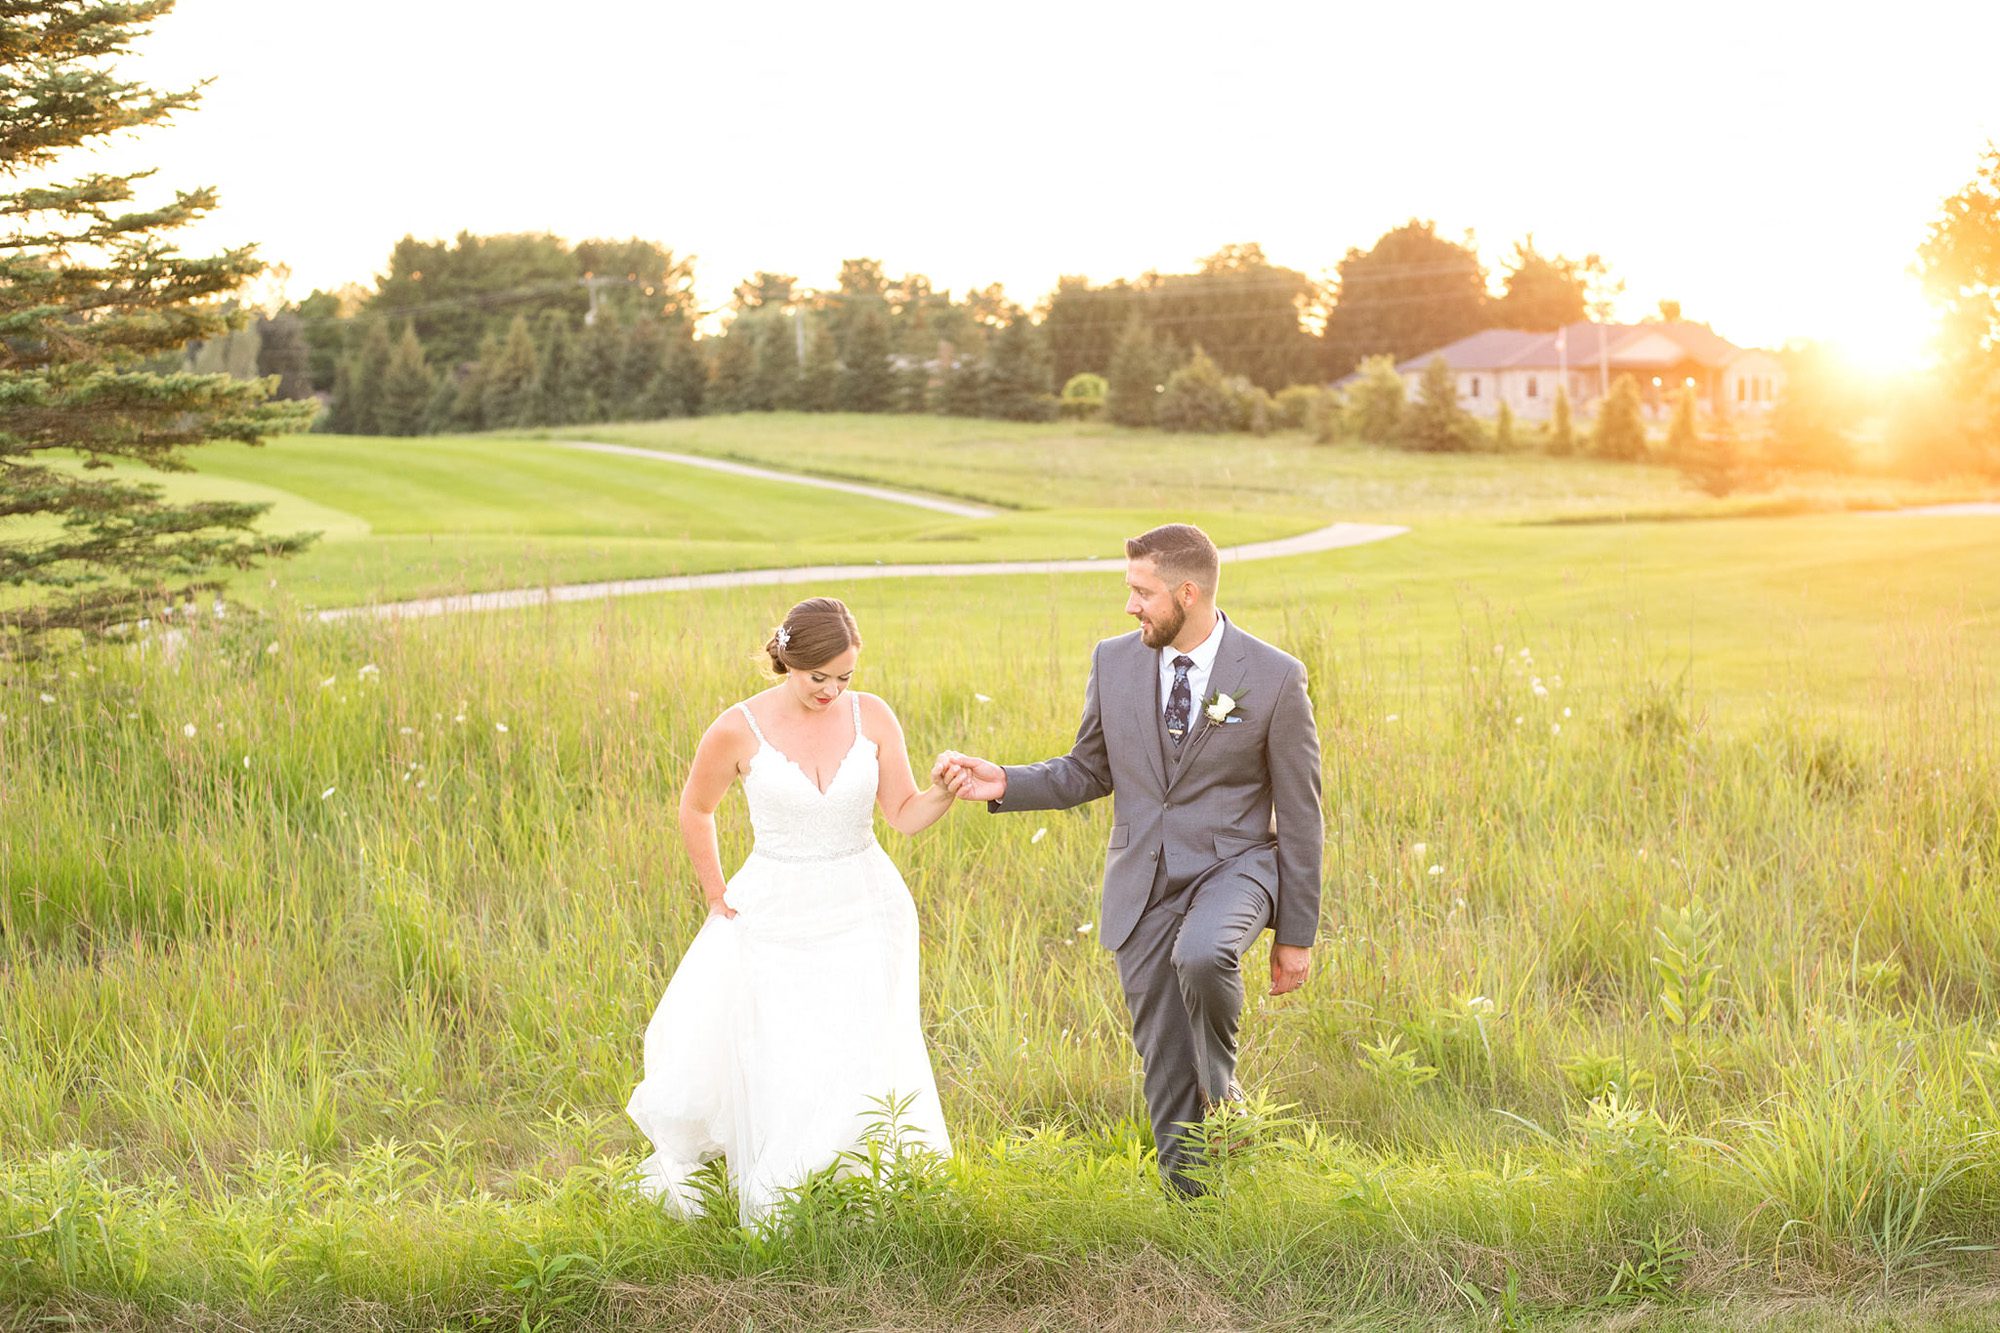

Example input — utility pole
[580,273,621,327]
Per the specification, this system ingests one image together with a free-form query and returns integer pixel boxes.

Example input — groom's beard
[1139,601,1186,650]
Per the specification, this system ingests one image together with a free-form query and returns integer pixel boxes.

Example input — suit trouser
[1114,857,1273,1195]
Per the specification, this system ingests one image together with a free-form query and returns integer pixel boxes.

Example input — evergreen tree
[799,321,841,411]
[1548,386,1577,455]
[1346,355,1406,444]
[376,324,436,436]
[840,304,895,412]
[1106,317,1169,427]
[532,312,581,425]
[1591,374,1648,460]
[751,315,802,411]
[616,316,668,419]
[0,0,316,649]
[709,326,755,413]
[1157,348,1238,433]
[323,360,357,434]
[1401,357,1474,451]
[982,313,1055,420]
[1665,384,1699,464]
[451,334,499,431]
[423,373,459,435]
[1494,399,1518,451]
[895,361,932,413]
[577,309,625,421]
[939,356,986,417]
[338,320,394,435]
[663,323,707,417]
[1308,387,1344,444]
[481,314,540,429]
[1679,413,1766,497]
[254,312,314,400]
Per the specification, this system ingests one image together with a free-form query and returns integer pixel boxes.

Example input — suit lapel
[1128,634,1169,793]
[1165,618,1249,793]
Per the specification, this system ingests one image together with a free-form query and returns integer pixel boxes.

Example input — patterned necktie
[1166,655,1194,746]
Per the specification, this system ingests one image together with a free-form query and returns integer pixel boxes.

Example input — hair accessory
[776,626,791,650]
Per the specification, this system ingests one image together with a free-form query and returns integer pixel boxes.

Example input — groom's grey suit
[989,611,1323,1191]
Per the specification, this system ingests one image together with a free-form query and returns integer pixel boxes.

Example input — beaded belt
[748,838,878,864]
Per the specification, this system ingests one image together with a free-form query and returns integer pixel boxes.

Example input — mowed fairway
[5,416,2000,1330]
[115,428,1316,610]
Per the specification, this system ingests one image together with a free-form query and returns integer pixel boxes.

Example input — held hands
[932,751,1006,803]
[705,893,736,920]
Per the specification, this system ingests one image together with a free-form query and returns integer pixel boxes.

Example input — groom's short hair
[1126,523,1219,598]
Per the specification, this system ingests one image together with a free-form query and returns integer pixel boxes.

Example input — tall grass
[3,566,2000,1328]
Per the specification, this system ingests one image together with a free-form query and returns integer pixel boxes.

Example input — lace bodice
[737,694,880,862]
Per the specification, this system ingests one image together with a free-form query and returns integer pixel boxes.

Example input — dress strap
[735,702,766,744]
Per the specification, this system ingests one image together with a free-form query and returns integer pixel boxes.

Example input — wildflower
[1031,827,1047,844]
[358,664,380,680]
[1386,713,1400,723]
[1428,864,1444,876]
[1077,922,1092,934]
[182,723,197,738]
[975,693,992,703]
[398,726,414,735]
[453,713,466,723]
[1411,841,1428,856]
[320,786,336,800]
[1514,715,1525,726]
[242,756,251,769]
[1551,723,1562,735]
[1563,707,1572,718]
[1531,679,1549,698]
[265,642,280,655]
[319,676,336,689]
[38,693,54,704]
[495,722,509,734]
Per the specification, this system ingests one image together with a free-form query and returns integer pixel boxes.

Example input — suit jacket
[991,613,1324,952]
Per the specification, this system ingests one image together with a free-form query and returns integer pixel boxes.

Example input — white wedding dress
[625,692,952,1224]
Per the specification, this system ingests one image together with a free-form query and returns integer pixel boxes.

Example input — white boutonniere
[1203,689,1248,726]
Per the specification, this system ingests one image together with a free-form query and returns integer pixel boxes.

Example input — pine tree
[751,315,801,411]
[577,309,624,422]
[1665,384,1699,464]
[482,314,540,429]
[616,316,667,420]
[982,313,1054,420]
[1346,355,1406,444]
[1402,357,1474,452]
[1106,317,1167,426]
[709,327,755,413]
[532,312,580,426]
[451,334,499,431]
[1156,348,1238,433]
[840,304,895,412]
[663,323,707,417]
[375,324,435,436]
[1680,412,1766,496]
[1592,374,1647,460]
[1548,386,1576,455]
[799,321,841,412]
[423,374,459,435]
[895,361,932,413]
[338,320,394,435]
[0,1,318,649]
[940,356,986,417]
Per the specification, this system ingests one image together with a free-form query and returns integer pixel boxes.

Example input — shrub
[1347,354,1405,444]
[1274,384,1324,430]
[1157,347,1239,433]
[1059,372,1107,420]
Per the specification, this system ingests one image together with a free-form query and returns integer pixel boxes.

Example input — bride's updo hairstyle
[764,597,862,675]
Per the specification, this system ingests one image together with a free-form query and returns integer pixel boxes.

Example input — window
[1527,375,1539,399]
[1469,376,1480,398]
[1737,378,1746,403]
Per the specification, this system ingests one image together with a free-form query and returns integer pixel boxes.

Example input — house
[1377,321,1784,422]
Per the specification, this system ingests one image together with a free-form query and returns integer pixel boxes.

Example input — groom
[938,523,1323,1195]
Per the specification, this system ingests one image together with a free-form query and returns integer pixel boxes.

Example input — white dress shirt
[1158,609,1227,726]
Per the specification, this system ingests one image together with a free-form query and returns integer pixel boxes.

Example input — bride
[625,596,957,1224]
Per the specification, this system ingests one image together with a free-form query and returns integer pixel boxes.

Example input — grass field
[5,415,2000,1328]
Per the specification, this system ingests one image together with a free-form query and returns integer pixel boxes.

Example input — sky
[75,0,2000,370]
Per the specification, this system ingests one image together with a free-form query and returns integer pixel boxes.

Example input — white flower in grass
[319,676,336,690]
[1411,841,1428,857]
[1562,707,1572,718]
[1077,922,1092,934]
[974,693,992,704]
[1531,678,1549,698]
[1031,827,1047,844]
[182,723,197,738]
[38,693,54,705]
[1428,864,1443,876]
[398,726,414,735]
[494,722,509,733]
[320,786,336,800]
[358,664,379,681]
[453,713,466,724]
[1385,713,1400,723]
[264,641,280,655]
[1513,715,1525,726]
[1551,723,1562,736]
[242,756,251,769]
